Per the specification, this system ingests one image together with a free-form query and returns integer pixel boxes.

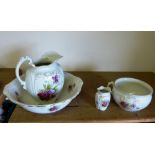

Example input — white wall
[0,31,154,72]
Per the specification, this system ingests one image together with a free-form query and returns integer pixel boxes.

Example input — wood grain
[0,69,155,122]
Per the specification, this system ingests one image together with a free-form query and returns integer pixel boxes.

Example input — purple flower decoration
[120,102,128,108]
[131,104,136,109]
[52,74,59,83]
[49,106,57,112]
[37,89,56,100]
[102,101,109,107]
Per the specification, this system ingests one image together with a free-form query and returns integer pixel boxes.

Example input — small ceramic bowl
[3,72,83,114]
[108,78,153,112]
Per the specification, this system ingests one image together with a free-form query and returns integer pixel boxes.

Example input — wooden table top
[1,69,155,122]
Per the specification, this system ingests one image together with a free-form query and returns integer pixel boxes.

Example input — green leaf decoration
[46,84,51,90]
[43,84,46,89]
[53,86,58,91]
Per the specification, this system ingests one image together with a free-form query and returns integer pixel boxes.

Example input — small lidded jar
[95,86,111,111]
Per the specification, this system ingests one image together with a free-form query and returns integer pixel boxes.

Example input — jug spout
[35,52,62,66]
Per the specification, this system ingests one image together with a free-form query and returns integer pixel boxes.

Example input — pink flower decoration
[102,101,109,107]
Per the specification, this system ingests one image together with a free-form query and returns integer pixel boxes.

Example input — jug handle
[107,81,114,90]
[15,56,35,90]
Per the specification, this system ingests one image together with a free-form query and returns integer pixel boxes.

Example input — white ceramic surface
[95,86,111,111]
[3,73,83,114]
[108,78,153,112]
[16,56,64,101]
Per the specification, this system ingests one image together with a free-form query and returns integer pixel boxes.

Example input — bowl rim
[113,77,153,97]
[3,72,83,107]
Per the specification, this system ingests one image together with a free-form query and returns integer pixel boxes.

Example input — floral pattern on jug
[96,98,110,110]
[101,101,109,107]
[95,86,111,111]
[37,73,62,100]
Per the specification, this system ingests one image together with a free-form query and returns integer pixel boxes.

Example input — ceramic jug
[15,56,64,101]
[95,86,111,111]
